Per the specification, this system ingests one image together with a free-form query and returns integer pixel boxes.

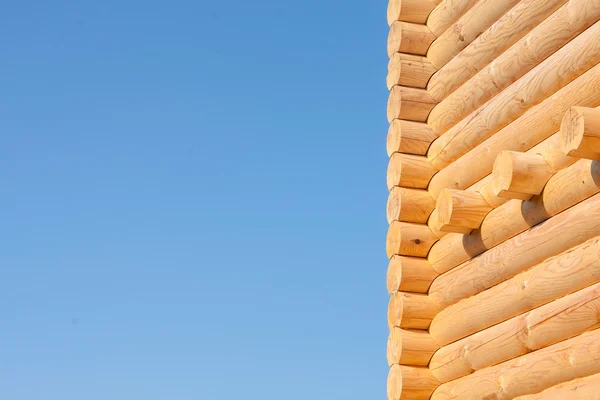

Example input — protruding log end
[387,0,438,26]
[560,106,600,160]
[387,187,436,224]
[387,364,403,400]
[436,189,491,233]
[388,364,440,400]
[387,327,440,367]
[387,255,438,294]
[386,220,439,258]
[388,291,439,330]
[387,152,437,190]
[387,85,437,123]
[492,151,553,199]
[426,208,449,239]
[387,119,438,156]
[387,53,437,90]
[387,21,436,58]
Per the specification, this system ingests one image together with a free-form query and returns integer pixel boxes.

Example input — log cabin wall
[385,0,600,398]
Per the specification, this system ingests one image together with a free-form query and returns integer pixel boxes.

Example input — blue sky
[0,1,389,398]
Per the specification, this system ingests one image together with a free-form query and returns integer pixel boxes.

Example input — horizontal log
[426,0,576,103]
[492,151,554,198]
[387,119,438,156]
[426,0,477,37]
[427,20,600,170]
[427,56,600,199]
[430,329,600,399]
[426,0,520,69]
[436,189,492,233]
[429,181,600,308]
[388,291,439,329]
[561,106,600,160]
[430,274,600,383]
[387,85,437,123]
[387,21,435,57]
[387,53,436,90]
[387,327,439,366]
[426,208,452,239]
[387,255,438,294]
[387,0,438,25]
[387,187,436,224]
[387,152,437,190]
[430,237,600,346]
[514,373,600,400]
[388,364,439,400]
[386,220,438,258]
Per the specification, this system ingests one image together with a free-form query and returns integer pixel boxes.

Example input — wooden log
[387,0,438,25]
[387,327,439,366]
[387,22,435,57]
[426,0,578,103]
[426,208,450,239]
[514,373,600,400]
[387,53,437,90]
[427,58,600,199]
[429,185,600,308]
[561,106,600,160]
[386,220,438,258]
[426,0,521,70]
[387,119,438,156]
[388,291,439,329]
[387,186,436,224]
[430,237,600,347]
[426,0,477,37]
[388,364,439,400]
[430,329,600,399]
[387,255,438,294]
[477,176,510,208]
[387,152,437,190]
[436,189,492,233]
[427,21,600,171]
[387,86,437,123]
[492,151,554,198]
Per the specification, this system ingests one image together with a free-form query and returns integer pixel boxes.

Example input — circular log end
[436,189,453,226]
[388,291,404,329]
[560,107,585,157]
[492,151,514,197]
[387,0,401,26]
[387,327,403,366]
[387,255,402,294]
[387,153,402,191]
[387,52,402,90]
[387,119,402,157]
[387,86,402,123]
[386,220,402,259]
[387,22,403,59]
[387,364,403,400]
[387,187,402,224]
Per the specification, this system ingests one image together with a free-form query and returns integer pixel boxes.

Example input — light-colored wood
[561,106,600,160]
[426,0,478,37]
[427,21,600,171]
[387,187,436,224]
[386,220,438,258]
[386,152,437,190]
[492,151,554,198]
[387,21,435,57]
[430,237,600,347]
[387,85,437,123]
[387,255,438,294]
[388,291,439,330]
[429,189,600,308]
[387,0,438,25]
[426,208,450,239]
[388,364,439,400]
[426,0,521,69]
[387,119,438,156]
[436,189,492,233]
[387,53,436,90]
[514,373,600,400]
[430,329,600,399]
[427,59,600,199]
[477,176,510,208]
[427,0,578,103]
[387,327,439,366]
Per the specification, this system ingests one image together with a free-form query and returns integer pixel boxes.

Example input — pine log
[387,86,437,123]
[426,208,451,239]
[387,327,439,366]
[388,291,439,330]
[426,0,520,69]
[427,58,600,199]
[387,53,436,90]
[430,329,600,399]
[386,220,438,258]
[387,255,438,294]
[436,189,492,233]
[387,0,438,25]
[426,0,478,37]
[387,119,438,156]
[514,373,600,400]
[427,0,578,103]
[388,364,439,400]
[387,153,437,190]
[387,22,435,57]
[561,106,600,160]
[427,21,600,171]
[492,151,554,198]
[430,237,600,347]
[387,186,436,224]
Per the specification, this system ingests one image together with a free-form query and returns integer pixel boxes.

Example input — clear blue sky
[0,1,389,398]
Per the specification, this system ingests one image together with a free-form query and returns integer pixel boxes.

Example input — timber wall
[385,0,600,398]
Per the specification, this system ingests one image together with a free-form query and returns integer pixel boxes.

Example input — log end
[387,255,402,294]
[387,0,401,27]
[386,152,402,191]
[387,119,402,157]
[387,364,403,400]
[387,327,403,366]
[388,291,404,328]
[560,106,600,160]
[386,220,402,259]
[387,52,402,90]
[387,86,402,123]
[387,22,403,58]
[387,186,402,224]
